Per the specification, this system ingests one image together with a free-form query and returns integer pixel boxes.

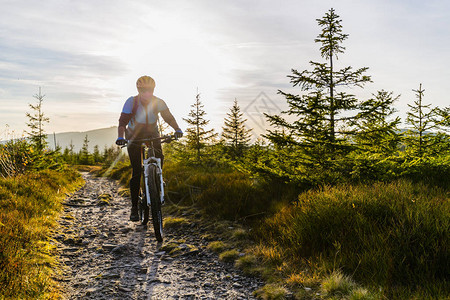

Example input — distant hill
[46,126,117,152]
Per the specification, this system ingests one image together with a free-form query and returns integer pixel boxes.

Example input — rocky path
[54,172,263,299]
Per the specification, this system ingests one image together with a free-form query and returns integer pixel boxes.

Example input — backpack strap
[131,96,139,117]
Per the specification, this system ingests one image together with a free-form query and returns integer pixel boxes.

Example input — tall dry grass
[258,180,449,298]
[0,169,82,299]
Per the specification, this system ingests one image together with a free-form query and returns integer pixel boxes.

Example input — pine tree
[436,107,450,128]
[62,147,68,159]
[183,91,217,161]
[26,87,49,152]
[79,135,93,165]
[355,90,401,155]
[432,106,450,155]
[222,99,252,158]
[405,83,439,157]
[264,8,371,182]
[67,140,75,164]
[93,145,101,163]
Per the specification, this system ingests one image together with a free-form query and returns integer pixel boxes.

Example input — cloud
[0,42,128,115]
[1,0,450,135]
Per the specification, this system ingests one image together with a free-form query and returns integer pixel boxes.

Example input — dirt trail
[54,172,263,299]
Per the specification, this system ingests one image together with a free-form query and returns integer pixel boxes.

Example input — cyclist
[116,75,183,221]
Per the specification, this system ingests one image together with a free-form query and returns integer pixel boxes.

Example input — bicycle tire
[139,170,149,225]
[147,164,163,242]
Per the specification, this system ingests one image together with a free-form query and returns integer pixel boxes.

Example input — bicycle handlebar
[120,134,177,148]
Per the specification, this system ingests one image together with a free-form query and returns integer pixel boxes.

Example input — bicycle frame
[141,143,164,206]
[127,135,174,205]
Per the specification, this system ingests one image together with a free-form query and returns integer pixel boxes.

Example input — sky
[1,0,449,139]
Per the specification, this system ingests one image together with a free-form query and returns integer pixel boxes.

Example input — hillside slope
[46,126,117,152]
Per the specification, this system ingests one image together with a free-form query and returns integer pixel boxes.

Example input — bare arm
[160,109,180,130]
[118,126,126,139]
[118,112,132,139]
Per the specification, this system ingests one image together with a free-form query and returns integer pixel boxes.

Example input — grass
[100,157,450,299]
[74,165,102,173]
[98,160,131,187]
[206,241,228,253]
[162,160,298,221]
[219,249,240,263]
[320,271,356,298]
[257,180,449,299]
[253,284,289,300]
[0,168,83,299]
[163,216,189,228]
[235,254,259,275]
[97,193,112,205]
[232,228,248,240]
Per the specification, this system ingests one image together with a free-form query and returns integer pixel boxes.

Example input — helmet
[136,76,155,93]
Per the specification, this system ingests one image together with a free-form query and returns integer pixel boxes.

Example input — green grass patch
[74,165,102,173]
[232,228,248,240]
[350,287,377,300]
[320,271,357,298]
[319,272,378,300]
[118,187,129,197]
[253,283,289,300]
[98,160,131,187]
[0,169,83,299]
[163,216,189,228]
[219,249,240,263]
[206,241,228,253]
[235,254,259,275]
[162,161,298,221]
[258,179,449,298]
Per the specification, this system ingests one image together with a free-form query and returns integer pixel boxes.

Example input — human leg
[127,143,142,221]
[151,138,164,168]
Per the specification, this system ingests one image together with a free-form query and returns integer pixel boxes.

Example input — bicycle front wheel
[147,164,163,242]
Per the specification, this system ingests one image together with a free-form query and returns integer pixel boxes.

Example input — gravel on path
[54,172,263,300]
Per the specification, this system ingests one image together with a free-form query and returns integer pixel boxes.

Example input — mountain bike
[124,135,176,242]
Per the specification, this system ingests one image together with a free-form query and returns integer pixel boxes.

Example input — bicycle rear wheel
[147,164,163,242]
[139,170,149,225]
